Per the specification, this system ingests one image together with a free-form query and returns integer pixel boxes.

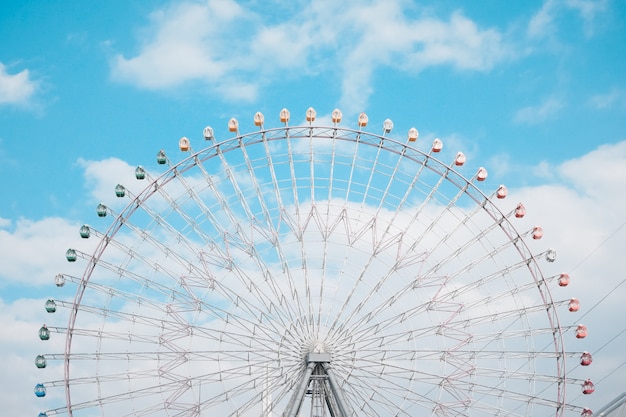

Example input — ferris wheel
[35,108,594,417]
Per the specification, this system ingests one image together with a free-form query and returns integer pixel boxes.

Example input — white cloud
[112,0,247,90]
[588,88,626,110]
[528,0,609,39]
[0,217,11,228]
[110,0,510,112]
[528,0,557,39]
[566,0,609,34]
[77,157,142,207]
[513,97,563,124]
[0,62,38,106]
[0,217,83,286]
[405,12,507,71]
[557,141,626,202]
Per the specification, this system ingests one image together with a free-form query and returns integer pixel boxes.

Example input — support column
[283,352,354,417]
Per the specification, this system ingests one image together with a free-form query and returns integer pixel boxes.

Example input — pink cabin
[476,167,488,181]
[558,273,570,287]
[580,351,593,366]
[582,379,595,395]
[576,324,588,339]
[569,298,580,312]
[497,185,508,199]
[581,408,593,417]
[455,152,466,166]
[532,226,544,240]
[515,203,526,218]
[280,108,290,123]
[408,127,418,142]
[432,138,443,153]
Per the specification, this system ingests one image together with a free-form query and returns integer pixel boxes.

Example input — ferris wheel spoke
[53,299,285,355]
[359,138,387,208]
[238,134,304,320]
[282,131,316,327]
[216,146,302,320]
[347,316,555,357]
[420,226,527,283]
[342,348,565,362]
[145,176,282,322]
[59,378,192,415]
[43,349,282,363]
[322,186,488,337]
[341,368,439,416]
[192,366,290,414]
[73,239,290,344]
[188,146,304,327]
[258,131,319,328]
[470,381,562,409]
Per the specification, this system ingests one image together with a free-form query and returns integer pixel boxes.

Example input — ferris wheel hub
[307,352,331,363]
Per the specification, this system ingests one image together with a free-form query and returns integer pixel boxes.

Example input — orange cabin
[306,107,316,122]
[432,138,443,153]
[178,137,190,151]
[254,112,264,127]
[357,112,368,127]
[331,109,342,124]
[228,118,239,132]
[455,152,466,166]
[408,128,418,142]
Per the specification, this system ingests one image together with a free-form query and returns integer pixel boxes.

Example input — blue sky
[1,0,625,415]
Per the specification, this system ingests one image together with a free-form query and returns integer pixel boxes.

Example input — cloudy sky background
[1,0,625,415]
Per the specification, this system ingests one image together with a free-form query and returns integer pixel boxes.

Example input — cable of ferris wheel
[575,275,626,323]
[591,328,626,356]
[566,219,626,321]
[569,219,625,274]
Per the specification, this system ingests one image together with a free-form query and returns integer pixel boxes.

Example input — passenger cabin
[38,325,50,341]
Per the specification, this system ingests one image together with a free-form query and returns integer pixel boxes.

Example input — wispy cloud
[588,88,626,110]
[0,62,38,106]
[513,97,563,124]
[110,0,512,113]
[528,0,609,39]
